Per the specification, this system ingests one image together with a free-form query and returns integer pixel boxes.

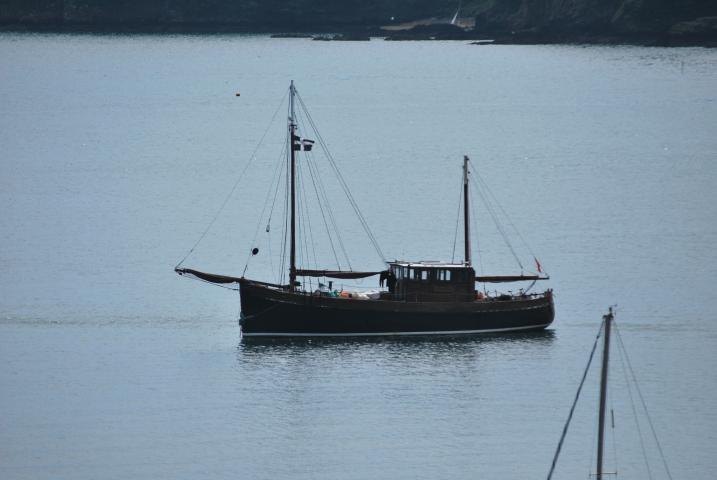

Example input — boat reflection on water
[238,328,556,352]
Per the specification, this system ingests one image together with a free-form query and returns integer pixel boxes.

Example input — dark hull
[238,280,554,337]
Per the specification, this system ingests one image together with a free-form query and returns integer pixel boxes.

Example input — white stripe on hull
[241,323,552,337]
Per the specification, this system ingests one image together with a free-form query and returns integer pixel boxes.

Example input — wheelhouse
[388,261,476,302]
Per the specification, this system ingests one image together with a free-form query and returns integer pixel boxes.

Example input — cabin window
[421,270,428,281]
[436,270,452,282]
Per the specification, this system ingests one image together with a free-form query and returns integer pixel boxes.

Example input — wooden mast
[463,155,471,266]
[597,307,613,479]
[289,81,297,290]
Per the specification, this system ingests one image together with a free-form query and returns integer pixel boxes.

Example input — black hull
[238,280,554,337]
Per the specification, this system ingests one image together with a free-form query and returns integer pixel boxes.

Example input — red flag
[534,257,542,273]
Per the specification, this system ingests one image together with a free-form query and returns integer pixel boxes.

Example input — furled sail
[476,275,549,283]
[175,268,242,284]
[295,269,385,280]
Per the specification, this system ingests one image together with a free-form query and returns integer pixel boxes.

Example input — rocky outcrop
[474,0,717,45]
[0,0,715,45]
[0,0,456,31]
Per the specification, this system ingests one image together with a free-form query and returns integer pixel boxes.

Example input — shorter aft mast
[463,155,471,266]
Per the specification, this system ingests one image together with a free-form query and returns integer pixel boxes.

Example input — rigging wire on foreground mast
[547,311,674,480]
[614,322,674,480]
[546,319,604,480]
[175,88,290,270]
[615,321,655,480]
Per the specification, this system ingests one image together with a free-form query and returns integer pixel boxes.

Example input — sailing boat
[175,81,554,337]
[546,308,674,479]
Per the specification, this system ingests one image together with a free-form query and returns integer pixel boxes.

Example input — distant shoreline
[1,23,715,48]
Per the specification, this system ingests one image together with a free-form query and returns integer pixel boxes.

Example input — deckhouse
[388,261,476,302]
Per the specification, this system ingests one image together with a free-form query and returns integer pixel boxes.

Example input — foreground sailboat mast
[289,81,297,290]
[597,307,613,479]
[463,155,471,266]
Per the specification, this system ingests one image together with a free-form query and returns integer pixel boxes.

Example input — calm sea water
[1,34,716,479]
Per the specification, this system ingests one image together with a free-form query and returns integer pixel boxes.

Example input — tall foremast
[289,80,297,290]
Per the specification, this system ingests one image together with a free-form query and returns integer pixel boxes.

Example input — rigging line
[176,88,289,269]
[470,174,524,270]
[469,181,485,276]
[244,129,289,274]
[614,322,673,480]
[304,147,342,269]
[295,90,386,264]
[298,188,310,289]
[279,123,290,285]
[267,138,290,228]
[546,319,604,480]
[267,211,275,281]
[295,105,347,269]
[473,171,533,267]
[279,175,288,285]
[317,151,352,269]
[469,159,540,262]
[295,106,345,270]
[304,145,351,270]
[608,358,619,477]
[300,167,316,293]
[615,327,653,480]
[298,156,319,271]
[469,173,513,262]
[468,184,487,291]
[296,159,314,271]
[265,142,289,281]
[301,175,316,294]
[294,123,306,275]
[294,100,356,269]
[470,173,521,269]
[588,367,599,480]
[451,173,463,263]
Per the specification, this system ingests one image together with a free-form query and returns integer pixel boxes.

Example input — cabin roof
[389,260,470,269]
